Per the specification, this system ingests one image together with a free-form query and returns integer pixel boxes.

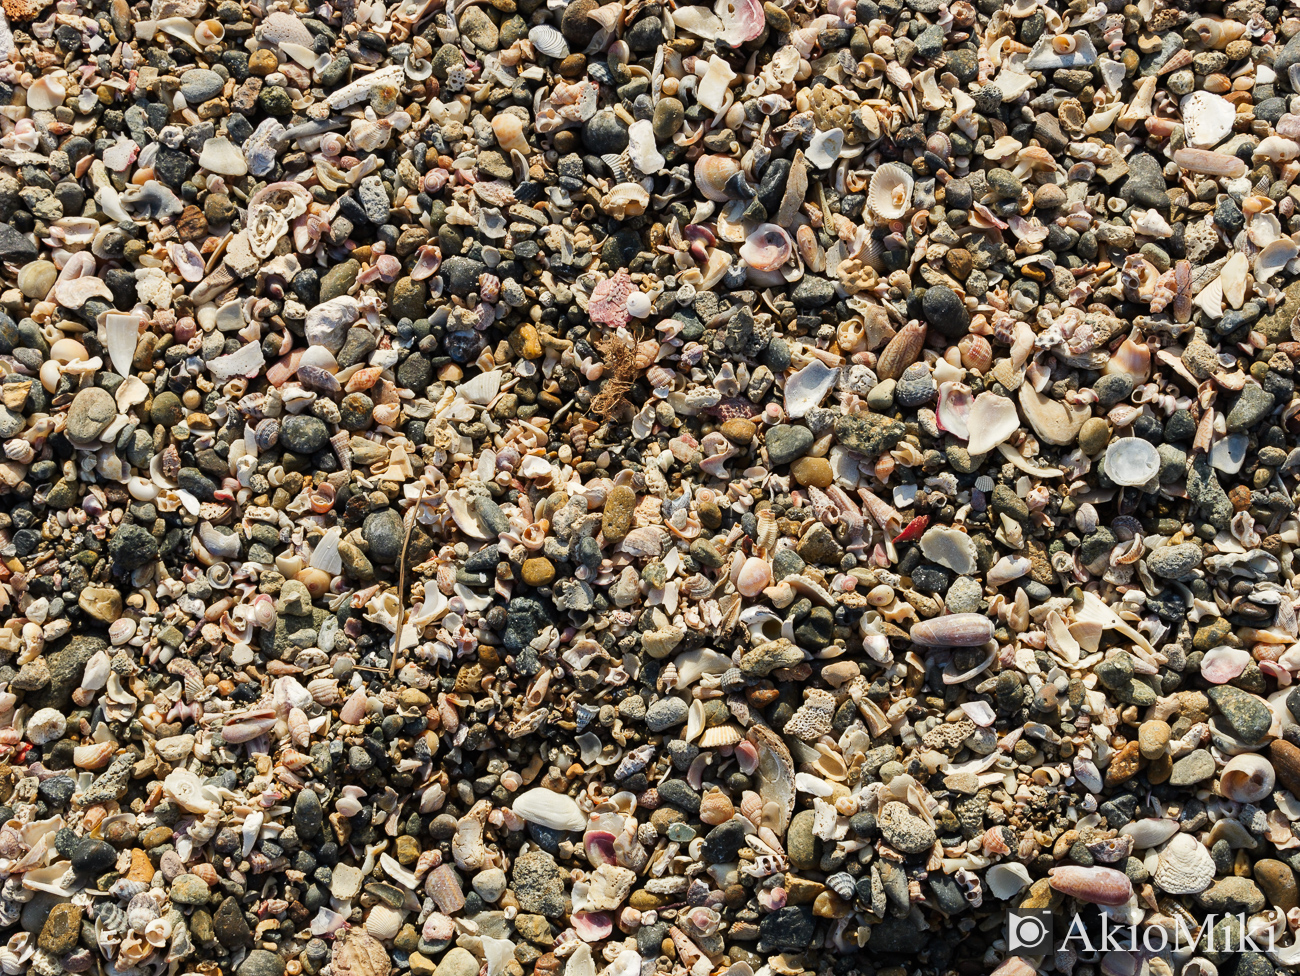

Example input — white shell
[1181,91,1236,149]
[1024,31,1098,70]
[936,381,972,440]
[1104,437,1160,487]
[1120,818,1179,849]
[529,25,569,58]
[104,313,141,378]
[198,136,249,177]
[806,127,844,169]
[868,163,914,220]
[919,525,978,575]
[783,360,839,419]
[1219,754,1275,803]
[510,788,587,831]
[1153,832,1216,895]
[985,862,1032,900]
[965,393,1020,456]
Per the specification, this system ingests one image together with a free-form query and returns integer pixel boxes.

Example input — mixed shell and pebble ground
[5,0,1300,975]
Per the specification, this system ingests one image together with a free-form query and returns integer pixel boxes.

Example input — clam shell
[1104,437,1160,487]
[868,162,914,220]
[1181,91,1236,149]
[510,787,587,831]
[695,154,742,202]
[528,24,569,58]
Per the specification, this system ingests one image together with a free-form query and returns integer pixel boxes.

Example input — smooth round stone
[66,387,117,443]
[1077,417,1111,456]
[17,260,56,299]
[790,456,832,488]
[521,557,556,586]
[179,68,225,103]
[280,415,328,454]
[363,509,405,563]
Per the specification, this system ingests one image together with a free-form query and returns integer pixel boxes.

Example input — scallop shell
[1153,832,1216,895]
[868,163,914,220]
[699,723,744,747]
[364,904,406,941]
[529,24,569,58]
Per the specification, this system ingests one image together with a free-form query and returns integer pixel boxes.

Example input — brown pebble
[721,418,757,444]
[248,49,279,75]
[521,557,556,586]
[790,456,832,488]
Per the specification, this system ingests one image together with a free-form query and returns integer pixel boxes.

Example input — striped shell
[254,418,280,451]
[826,872,856,899]
[699,723,743,747]
[1152,832,1215,895]
[364,904,406,941]
[426,864,466,915]
[127,892,160,932]
[529,25,569,58]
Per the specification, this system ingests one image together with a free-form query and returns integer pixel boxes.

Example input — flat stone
[67,387,117,443]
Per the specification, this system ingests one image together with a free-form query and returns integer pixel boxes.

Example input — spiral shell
[1219,754,1275,803]
[127,893,160,933]
[695,154,742,203]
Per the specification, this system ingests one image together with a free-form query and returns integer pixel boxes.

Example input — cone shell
[909,613,995,647]
[1047,865,1133,905]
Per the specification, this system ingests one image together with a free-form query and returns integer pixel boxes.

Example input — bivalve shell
[1153,832,1216,895]
[868,163,914,220]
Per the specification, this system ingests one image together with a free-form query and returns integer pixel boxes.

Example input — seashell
[699,724,744,748]
[426,863,467,914]
[696,55,738,113]
[1025,30,1097,70]
[198,136,249,177]
[600,183,650,219]
[806,127,844,169]
[339,687,369,725]
[868,163,914,220]
[194,18,224,44]
[740,224,793,273]
[783,359,839,418]
[965,393,1020,456]
[698,787,736,825]
[1120,818,1180,849]
[748,724,795,834]
[1201,645,1251,683]
[26,74,66,111]
[876,320,926,381]
[144,917,171,947]
[1048,865,1133,905]
[104,313,141,378]
[1153,832,1216,895]
[127,892,160,933]
[909,613,994,647]
[736,556,772,597]
[695,154,742,202]
[1181,91,1236,150]
[529,24,569,58]
[1219,754,1275,803]
[365,903,406,941]
[986,862,1033,900]
[936,381,972,439]
[511,788,587,831]
[1104,437,1160,487]
[1172,147,1248,178]
[919,525,977,575]
[162,768,217,814]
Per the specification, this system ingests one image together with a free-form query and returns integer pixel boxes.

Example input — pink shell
[1048,865,1132,906]
[736,556,772,597]
[339,687,368,724]
[583,830,617,867]
[588,270,634,328]
[719,0,765,44]
[572,912,612,941]
[1200,646,1251,684]
[735,739,759,775]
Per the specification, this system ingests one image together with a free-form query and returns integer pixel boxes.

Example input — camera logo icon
[1007,910,1053,953]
